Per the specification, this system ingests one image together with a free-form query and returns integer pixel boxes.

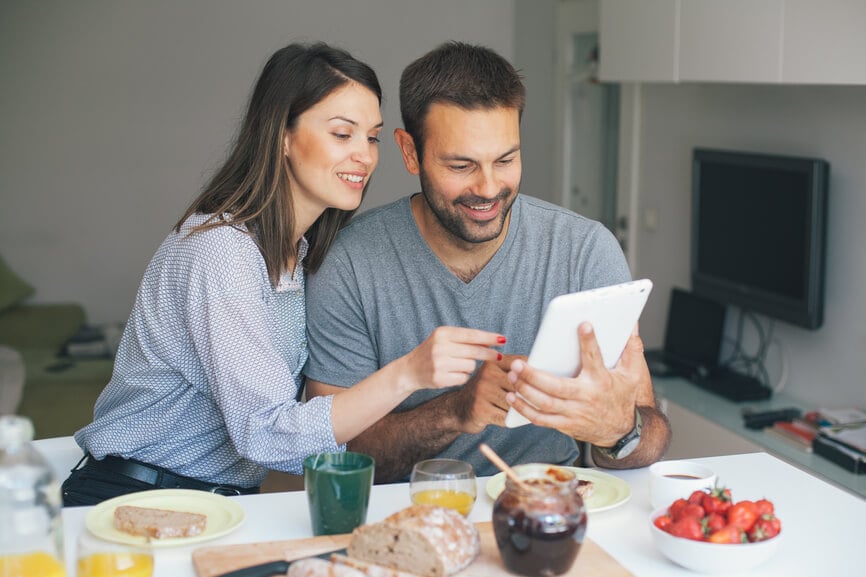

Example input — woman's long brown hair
[175,42,381,285]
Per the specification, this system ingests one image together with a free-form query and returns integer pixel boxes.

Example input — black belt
[86,454,258,496]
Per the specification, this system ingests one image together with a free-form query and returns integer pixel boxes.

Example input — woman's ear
[283,132,292,158]
[394,128,420,175]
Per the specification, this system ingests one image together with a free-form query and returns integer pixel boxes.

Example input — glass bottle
[0,415,65,577]
[492,465,587,577]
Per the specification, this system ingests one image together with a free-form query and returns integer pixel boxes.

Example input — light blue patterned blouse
[75,213,341,487]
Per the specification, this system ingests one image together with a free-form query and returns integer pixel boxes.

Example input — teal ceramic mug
[303,452,375,535]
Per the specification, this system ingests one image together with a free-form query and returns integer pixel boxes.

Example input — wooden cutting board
[192,521,634,577]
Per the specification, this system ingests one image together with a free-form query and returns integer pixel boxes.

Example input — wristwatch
[596,407,642,460]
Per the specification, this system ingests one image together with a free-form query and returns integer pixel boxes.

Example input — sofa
[0,255,113,438]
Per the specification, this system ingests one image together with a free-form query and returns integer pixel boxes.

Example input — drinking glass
[76,532,154,577]
[304,452,375,536]
[409,459,476,516]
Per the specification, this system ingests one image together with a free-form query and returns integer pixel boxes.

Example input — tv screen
[691,148,829,329]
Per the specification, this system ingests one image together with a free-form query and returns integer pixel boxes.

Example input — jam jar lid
[502,464,585,508]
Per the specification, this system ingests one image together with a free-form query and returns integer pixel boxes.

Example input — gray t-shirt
[304,194,631,478]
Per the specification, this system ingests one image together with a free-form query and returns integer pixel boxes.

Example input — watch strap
[596,407,642,460]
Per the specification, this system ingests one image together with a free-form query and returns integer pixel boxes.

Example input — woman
[62,42,504,506]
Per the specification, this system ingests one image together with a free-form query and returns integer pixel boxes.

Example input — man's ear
[394,128,420,175]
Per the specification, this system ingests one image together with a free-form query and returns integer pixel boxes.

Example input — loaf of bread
[113,505,207,539]
[347,505,479,577]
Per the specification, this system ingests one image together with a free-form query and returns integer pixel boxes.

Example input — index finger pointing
[446,327,507,347]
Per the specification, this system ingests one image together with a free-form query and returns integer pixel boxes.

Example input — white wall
[0,0,515,323]
[513,0,557,206]
[634,83,866,409]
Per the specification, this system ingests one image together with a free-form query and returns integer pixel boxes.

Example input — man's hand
[505,323,669,467]
[450,354,523,434]
[506,323,637,445]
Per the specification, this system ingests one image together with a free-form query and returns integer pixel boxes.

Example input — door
[555,0,638,268]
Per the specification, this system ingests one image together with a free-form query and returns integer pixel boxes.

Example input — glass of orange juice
[0,550,65,577]
[410,459,476,516]
[76,533,153,577]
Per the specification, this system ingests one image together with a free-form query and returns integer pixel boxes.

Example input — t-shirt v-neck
[402,194,520,300]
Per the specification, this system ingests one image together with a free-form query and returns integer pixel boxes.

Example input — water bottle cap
[0,414,35,446]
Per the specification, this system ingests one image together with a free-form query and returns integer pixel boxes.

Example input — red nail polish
[497,353,503,361]
[497,336,507,344]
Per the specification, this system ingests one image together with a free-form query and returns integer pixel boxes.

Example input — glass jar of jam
[492,464,587,577]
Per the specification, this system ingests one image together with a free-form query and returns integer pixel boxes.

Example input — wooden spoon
[479,443,532,492]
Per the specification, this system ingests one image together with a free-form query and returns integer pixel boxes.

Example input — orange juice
[0,551,65,577]
[77,552,153,577]
[412,489,475,516]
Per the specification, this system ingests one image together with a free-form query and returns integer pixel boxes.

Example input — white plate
[85,488,245,547]
[485,466,631,513]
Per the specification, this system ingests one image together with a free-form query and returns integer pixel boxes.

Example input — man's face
[415,103,522,245]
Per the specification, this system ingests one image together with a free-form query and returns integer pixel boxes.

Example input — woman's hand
[397,326,505,391]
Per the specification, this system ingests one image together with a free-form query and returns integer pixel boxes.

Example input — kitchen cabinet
[783,0,866,84]
[678,0,783,83]
[599,0,866,84]
[597,0,678,82]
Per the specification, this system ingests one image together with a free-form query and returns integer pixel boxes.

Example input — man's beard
[418,166,517,244]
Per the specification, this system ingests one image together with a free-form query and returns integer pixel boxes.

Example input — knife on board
[214,548,348,577]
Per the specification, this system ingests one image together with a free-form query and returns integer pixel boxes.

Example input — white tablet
[504,278,653,428]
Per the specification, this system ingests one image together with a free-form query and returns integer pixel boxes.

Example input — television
[691,148,829,330]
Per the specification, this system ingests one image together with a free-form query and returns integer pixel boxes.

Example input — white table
[62,452,865,576]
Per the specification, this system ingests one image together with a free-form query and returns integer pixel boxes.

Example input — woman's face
[284,81,382,224]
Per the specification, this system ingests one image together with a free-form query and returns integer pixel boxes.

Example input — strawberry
[671,502,705,522]
[702,512,726,535]
[687,489,707,506]
[748,514,782,542]
[653,514,673,532]
[701,486,732,515]
[668,515,705,541]
[754,498,774,516]
[708,524,746,544]
[728,500,759,532]
[668,498,689,515]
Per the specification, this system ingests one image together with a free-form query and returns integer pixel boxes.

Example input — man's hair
[176,42,381,283]
[399,41,525,159]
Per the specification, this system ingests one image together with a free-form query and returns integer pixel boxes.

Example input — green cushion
[0,303,85,351]
[0,255,34,313]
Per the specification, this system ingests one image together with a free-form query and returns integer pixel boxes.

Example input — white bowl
[648,460,716,510]
[649,507,783,574]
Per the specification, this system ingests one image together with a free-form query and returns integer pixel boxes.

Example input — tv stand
[689,367,772,402]
[655,377,866,499]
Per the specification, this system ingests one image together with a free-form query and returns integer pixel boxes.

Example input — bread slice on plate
[113,504,207,539]
[348,504,479,577]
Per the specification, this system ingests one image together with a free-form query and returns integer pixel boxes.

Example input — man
[304,41,670,482]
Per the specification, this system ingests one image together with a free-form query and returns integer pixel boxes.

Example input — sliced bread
[113,504,207,539]
[331,554,422,577]
[288,558,366,577]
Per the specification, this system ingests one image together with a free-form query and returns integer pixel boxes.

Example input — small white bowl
[649,507,783,574]
[648,460,716,510]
